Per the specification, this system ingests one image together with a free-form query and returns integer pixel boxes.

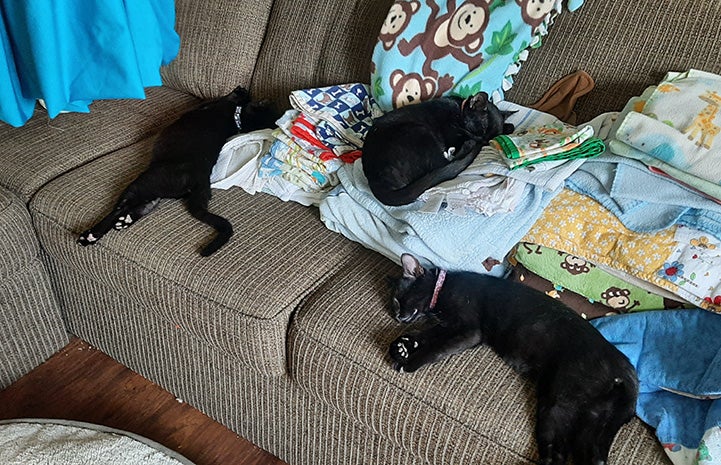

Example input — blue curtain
[0,0,180,127]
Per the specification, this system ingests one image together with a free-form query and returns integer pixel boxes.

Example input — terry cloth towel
[319,157,559,276]
[370,0,585,111]
[418,101,590,215]
[530,70,595,125]
[591,310,721,465]
[288,83,383,152]
[609,70,721,200]
[514,242,689,313]
[492,124,603,169]
[566,153,721,238]
[210,129,326,206]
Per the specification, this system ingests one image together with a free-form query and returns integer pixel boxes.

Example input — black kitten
[77,86,279,256]
[362,92,514,206]
[389,254,638,465]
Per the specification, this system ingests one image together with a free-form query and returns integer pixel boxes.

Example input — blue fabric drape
[0,0,179,127]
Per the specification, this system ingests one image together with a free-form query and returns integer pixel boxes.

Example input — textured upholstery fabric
[0,187,68,389]
[289,251,670,464]
[160,0,274,99]
[45,261,427,465]
[506,0,721,123]
[250,0,394,109]
[30,140,363,375]
[0,87,198,202]
[44,249,669,465]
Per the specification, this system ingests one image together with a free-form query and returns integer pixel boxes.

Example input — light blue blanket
[319,159,558,275]
[592,310,721,465]
[0,1,179,127]
[566,153,721,239]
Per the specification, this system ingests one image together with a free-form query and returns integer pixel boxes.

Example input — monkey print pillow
[371,0,584,111]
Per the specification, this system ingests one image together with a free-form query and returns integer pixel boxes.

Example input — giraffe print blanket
[608,69,721,201]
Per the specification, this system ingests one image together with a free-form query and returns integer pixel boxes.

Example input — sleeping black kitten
[389,254,638,465]
[77,86,279,256]
[362,92,514,206]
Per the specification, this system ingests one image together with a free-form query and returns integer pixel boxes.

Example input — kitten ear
[467,92,489,110]
[401,253,425,279]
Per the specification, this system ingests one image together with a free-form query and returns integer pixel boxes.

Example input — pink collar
[429,269,446,310]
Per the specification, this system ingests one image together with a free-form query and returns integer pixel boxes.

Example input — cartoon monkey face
[379,1,420,50]
[516,0,555,30]
[600,287,639,312]
[559,255,592,275]
[446,2,488,51]
[390,70,436,108]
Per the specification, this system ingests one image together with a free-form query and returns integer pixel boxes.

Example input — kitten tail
[185,191,233,257]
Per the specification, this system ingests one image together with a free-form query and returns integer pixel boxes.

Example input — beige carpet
[0,419,195,465]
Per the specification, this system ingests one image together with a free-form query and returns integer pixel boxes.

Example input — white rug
[0,419,195,465]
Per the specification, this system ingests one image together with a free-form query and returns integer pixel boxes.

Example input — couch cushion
[250,0,394,109]
[0,186,68,389]
[0,86,198,202]
[29,139,364,376]
[0,188,40,277]
[160,0,274,99]
[289,251,670,464]
[506,0,721,123]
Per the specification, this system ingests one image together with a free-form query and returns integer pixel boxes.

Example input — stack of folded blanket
[210,83,381,206]
[513,69,721,465]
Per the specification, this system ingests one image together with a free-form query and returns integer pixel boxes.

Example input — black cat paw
[389,335,420,372]
[77,231,99,246]
[113,214,134,230]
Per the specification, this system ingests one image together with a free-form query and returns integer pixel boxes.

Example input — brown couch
[3,0,720,463]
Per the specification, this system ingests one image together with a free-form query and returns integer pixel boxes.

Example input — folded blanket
[319,158,559,275]
[566,153,721,238]
[592,310,721,465]
[608,70,721,201]
[210,129,325,206]
[523,188,721,313]
[492,124,601,169]
[514,242,689,313]
[288,83,382,151]
[418,101,589,215]
[508,261,617,320]
[260,131,334,191]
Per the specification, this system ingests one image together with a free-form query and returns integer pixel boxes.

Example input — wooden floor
[0,338,288,465]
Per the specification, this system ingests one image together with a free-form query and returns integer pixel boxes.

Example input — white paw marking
[443,146,456,160]
[86,233,97,242]
[395,340,409,359]
[124,214,132,223]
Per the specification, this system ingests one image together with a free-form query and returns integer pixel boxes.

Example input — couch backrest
[506,0,721,122]
[249,0,394,109]
[163,0,721,121]
[161,0,274,99]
